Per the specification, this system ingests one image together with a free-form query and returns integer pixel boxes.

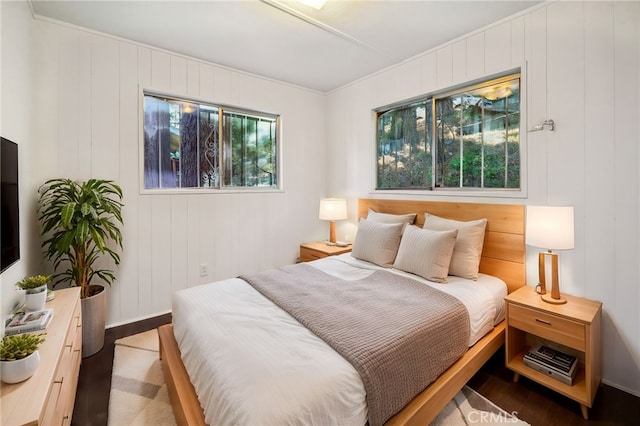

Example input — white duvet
[172,254,507,426]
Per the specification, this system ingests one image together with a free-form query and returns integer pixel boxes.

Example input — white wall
[0,1,46,331]
[3,0,639,398]
[326,1,640,396]
[1,1,327,327]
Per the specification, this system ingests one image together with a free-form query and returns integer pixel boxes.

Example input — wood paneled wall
[326,1,640,396]
[4,0,639,398]
[13,9,328,327]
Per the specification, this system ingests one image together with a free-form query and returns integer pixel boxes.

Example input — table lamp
[526,206,574,304]
[318,198,347,245]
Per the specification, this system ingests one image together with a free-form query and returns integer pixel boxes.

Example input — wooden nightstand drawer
[300,246,327,262]
[509,303,585,351]
[299,242,352,263]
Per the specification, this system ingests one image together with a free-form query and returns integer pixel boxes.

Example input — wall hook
[529,119,555,132]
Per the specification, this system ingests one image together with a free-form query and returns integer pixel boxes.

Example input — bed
[158,198,525,425]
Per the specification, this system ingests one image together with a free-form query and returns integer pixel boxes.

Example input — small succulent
[0,333,46,361]
[15,275,52,291]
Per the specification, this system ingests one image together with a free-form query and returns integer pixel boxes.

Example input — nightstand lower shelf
[507,346,588,416]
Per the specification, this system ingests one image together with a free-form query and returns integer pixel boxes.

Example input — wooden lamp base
[541,293,567,304]
[538,250,567,305]
[325,221,337,245]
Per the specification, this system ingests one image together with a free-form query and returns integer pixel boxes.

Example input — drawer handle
[535,318,551,326]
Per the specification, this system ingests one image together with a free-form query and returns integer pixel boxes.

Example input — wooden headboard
[358,199,525,294]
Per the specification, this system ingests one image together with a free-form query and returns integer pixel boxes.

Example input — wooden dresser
[1,287,82,425]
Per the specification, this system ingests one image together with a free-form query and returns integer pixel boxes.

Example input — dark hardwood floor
[73,315,639,426]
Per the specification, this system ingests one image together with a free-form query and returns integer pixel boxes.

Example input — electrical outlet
[200,263,209,277]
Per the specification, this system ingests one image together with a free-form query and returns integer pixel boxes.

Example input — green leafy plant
[0,334,46,361]
[38,178,124,299]
[15,275,52,292]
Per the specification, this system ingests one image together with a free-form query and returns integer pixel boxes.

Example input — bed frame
[158,199,525,425]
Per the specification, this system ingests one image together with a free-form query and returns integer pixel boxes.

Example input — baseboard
[601,379,640,398]
[106,309,172,329]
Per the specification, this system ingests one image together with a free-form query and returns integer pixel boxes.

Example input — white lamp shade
[319,198,347,221]
[526,206,575,250]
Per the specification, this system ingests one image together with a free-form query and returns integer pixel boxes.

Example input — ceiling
[30,0,541,93]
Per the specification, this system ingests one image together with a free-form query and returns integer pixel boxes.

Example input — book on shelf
[4,308,53,336]
[524,343,577,385]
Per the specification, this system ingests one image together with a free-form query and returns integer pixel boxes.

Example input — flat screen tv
[1,137,20,272]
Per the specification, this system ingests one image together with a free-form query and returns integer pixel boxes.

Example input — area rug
[108,330,528,426]
[108,329,177,426]
[433,385,529,425]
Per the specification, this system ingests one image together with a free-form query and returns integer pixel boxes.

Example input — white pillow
[423,213,487,280]
[351,219,404,268]
[367,208,416,232]
[393,226,458,283]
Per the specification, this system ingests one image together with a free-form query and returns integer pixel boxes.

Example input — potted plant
[38,178,123,357]
[15,275,52,311]
[0,333,46,383]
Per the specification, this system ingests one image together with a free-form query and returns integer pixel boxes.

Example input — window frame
[139,89,283,195]
[374,69,527,199]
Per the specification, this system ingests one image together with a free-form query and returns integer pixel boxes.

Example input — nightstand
[505,286,602,419]
[299,241,352,262]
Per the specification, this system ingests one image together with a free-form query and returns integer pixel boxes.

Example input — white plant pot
[82,285,107,358]
[24,285,47,311]
[0,350,40,384]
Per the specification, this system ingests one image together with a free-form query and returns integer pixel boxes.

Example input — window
[376,74,520,191]
[143,93,279,190]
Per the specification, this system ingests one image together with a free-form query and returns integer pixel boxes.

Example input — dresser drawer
[42,381,63,425]
[508,303,585,351]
